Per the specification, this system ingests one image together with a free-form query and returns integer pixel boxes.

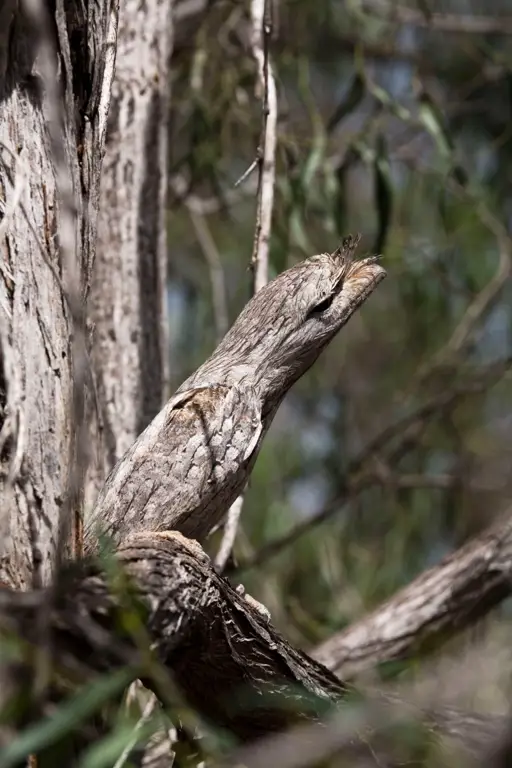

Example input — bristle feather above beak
[330,233,382,285]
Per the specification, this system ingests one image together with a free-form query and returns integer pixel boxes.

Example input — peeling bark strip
[85,238,386,549]
[87,0,172,512]
[0,1,119,589]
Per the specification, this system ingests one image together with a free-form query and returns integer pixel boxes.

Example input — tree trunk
[86,0,172,513]
[0,1,118,589]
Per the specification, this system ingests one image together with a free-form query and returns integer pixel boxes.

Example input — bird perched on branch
[85,235,385,551]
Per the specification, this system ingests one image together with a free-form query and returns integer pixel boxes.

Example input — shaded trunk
[0,1,117,589]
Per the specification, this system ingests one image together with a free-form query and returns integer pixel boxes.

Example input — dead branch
[0,531,345,746]
[213,0,280,573]
[313,514,512,677]
[250,0,277,294]
[225,689,508,768]
[0,531,508,765]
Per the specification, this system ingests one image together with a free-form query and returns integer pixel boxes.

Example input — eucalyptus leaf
[373,134,393,253]
[327,73,365,133]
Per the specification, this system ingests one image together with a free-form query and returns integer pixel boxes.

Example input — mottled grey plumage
[85,236,386,549]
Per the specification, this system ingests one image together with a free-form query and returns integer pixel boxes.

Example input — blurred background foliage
[169,0,512,666]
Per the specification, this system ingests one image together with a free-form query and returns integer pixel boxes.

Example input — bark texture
[86,0,171,513]
[313,515,512,677]
[0,532,346,744]
[0,1,118,589]
[0,531,507,764]
[85,241,386,548]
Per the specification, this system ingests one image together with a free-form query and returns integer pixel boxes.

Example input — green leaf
[289,207,314,254]
[365,80,412,122]
[418,91,453,162]
[373,134,393,253]
[297,59,327,191]
[327,73,365,133]
[0,669,134,768]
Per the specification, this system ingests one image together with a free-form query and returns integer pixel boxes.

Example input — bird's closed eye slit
[308,293,335,317]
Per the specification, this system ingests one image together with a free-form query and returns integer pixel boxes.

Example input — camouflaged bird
[85,236,386,550]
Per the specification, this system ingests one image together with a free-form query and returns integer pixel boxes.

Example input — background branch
[249,0,277,294]
[215,0,278,574]
[235,357,511,572]
[360,0,512,35]
[313,513,512,676]
[189,208,229,342]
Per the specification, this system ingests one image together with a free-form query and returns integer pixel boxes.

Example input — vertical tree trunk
[86,0,172,512]
[0,2,118,589]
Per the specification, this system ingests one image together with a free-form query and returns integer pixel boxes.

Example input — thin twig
[215,0,277,573]
[234,157,259,188]
[446,200,512,352]
[250,0,277,294]
[170,172,258,215]
[415,195,512,386]
[113,695,159,768]
[96,5,119,154]
[214,492,245,572]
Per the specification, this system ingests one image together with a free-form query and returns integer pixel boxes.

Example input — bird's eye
[307,293,335,318]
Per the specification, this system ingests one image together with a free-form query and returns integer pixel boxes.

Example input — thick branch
[313,515,512,676]
[0,532,345,745]
[1,531,508,764]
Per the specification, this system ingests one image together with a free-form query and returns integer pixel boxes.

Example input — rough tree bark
[312,515,512,677]
[0,1,118,589]
[84,2,173,763]
[86,0,172,513]
[2,4,512,766]
[0,532,346,742]
[0,530,507,764]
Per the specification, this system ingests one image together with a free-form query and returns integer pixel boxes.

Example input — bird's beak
[342,256,387,308]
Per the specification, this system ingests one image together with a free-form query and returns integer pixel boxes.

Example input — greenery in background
[169,0,512,661]
[6,0,512,763]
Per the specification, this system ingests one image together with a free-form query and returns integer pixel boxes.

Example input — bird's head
[194,235,386,412]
